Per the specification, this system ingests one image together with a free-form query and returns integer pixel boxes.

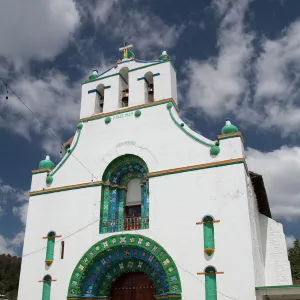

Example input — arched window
[144,71,154,103]
[45,231,55,265]
[202,215,215,256]
[204,266,217,300]
[42,275,52,300]
[100,155,149,233]
[119,67,129,108]
[95,84,105,113]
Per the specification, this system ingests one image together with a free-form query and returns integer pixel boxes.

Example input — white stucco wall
[259,214,292,286]
[246,176,265,286]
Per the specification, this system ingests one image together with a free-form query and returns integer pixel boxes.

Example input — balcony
[101,217,149,233]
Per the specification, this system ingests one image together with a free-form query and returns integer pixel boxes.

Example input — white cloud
[86,1,184,56]
[246,146,300,220]
[0,0,80,68]
[184,0,253,118]
[184,0,300,136]
[286,235,296,249]
[0,71,81,155]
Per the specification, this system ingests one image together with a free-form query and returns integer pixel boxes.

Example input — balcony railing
[101,217,149,233]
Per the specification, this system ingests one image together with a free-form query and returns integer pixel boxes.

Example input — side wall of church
[246,175,266,286]
[259,215,292,286]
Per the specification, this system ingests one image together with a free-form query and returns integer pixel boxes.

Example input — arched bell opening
[95,83,105,113]
[144,71,154,103]
[119,67,129,108]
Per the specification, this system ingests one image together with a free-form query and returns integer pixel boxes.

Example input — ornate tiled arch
[67,234,182,298]
[100,154,149,233]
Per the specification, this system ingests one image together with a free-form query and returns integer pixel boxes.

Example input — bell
[5,96,8,100]
[122,88,129,107]
[100,102,104,108]
[148,84,154,95]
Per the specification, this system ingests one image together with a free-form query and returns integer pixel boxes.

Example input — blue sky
[0,0,300,255]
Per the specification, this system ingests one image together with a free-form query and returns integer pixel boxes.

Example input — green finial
[88,70,98,80]
[159,50,170,61]
[39,155,55,170]
[222,118,238,135]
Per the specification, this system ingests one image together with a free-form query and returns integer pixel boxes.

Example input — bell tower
[79,44,177,119]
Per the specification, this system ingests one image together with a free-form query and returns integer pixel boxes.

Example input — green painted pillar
[45,232,55,265]
[42,278,51,300]
[203,216,215,256]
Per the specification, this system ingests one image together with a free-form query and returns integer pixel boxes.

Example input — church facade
[18,46,300,300]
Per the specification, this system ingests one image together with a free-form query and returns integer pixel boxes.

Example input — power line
[0,78,100,181]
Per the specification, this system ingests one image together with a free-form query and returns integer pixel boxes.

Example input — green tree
[288,239,300,280]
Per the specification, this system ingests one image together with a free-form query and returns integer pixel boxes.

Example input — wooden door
[111,271,155,300]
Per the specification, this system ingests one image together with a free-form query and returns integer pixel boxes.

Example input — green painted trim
[256,285,300,290]
[82,60,172,85]
[81,99,178,123]
[30,159,245,196]
[49,123,83,179]
[29,181,128,197]
[167,104,218,153]
[149,159,245,178]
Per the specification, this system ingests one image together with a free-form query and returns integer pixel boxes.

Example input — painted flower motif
[119,263,124,269]
[78,265,84,271]
[104,205,108,209]
[130,237,135,243]
[72,281,78,285]
[170,276,177,282]
[103,241,108,248]
[172,285,178,291]
[101,259,106,265]
[124,250,130,256]
[71,289,75,294]
[145,241,150,247]
[138,238,143,245]
[142,252,146,256]
[148,255,154,262]
[128,261,134,268]
[163,259,170,266]
[152,246,158,252]
[89,251,94,257]
[138,261,143,268]
[168,267,174,273]
[159,252,164,257]
[83,257,89,263]
[106,274,112,279]
[111,238,117,244]
[75,273,80,277]
[120,237,126,243]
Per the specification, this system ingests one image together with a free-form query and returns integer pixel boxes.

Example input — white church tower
[18,45,300,300]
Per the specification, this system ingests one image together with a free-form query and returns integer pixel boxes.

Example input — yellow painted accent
[196,220,220,225]
[218,131,244,143]
[43,235,62,239]
[204,248,215,253]
[32,168,51,174]
[79,98,178,122]
[29,181,127,196]
[149,158,245,177]
[45,260,53,265]
[38,279,57,282]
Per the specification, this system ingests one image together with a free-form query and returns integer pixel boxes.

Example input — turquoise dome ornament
[159,50,170,61]
[89,70,98,80]
[222,118,239,135]
[39,155,55,170]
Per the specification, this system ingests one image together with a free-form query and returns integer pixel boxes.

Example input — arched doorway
[111,271,155,300]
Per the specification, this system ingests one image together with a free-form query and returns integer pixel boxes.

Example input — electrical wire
[0,78,101,181]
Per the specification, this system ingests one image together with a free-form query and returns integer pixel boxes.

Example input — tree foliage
[288,239,300,280]
[0,254,21,300]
